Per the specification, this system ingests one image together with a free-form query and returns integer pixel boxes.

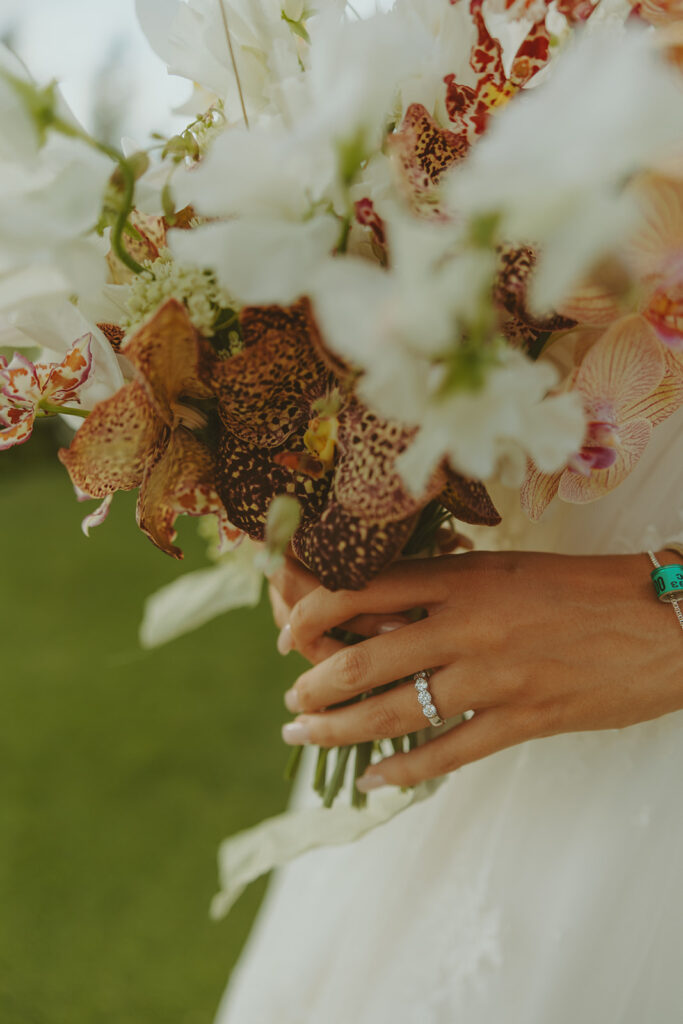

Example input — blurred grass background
[0,421,298,1024]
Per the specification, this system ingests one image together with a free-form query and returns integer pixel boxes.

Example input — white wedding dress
[215,405,683,1024]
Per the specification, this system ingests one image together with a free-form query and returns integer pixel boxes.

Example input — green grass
[0,424,301,1024]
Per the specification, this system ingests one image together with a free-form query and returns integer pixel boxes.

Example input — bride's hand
[279,551,683,791]
[268,556,414,663]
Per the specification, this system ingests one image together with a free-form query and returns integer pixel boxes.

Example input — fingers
[282,662,491,748]
[336,613,414,639]
[288,559,450,653]
[269,556,320,609]
[269,583,290,631]
[286,617,446,712]
[356,709,531,790]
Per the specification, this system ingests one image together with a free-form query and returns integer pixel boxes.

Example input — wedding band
[414,671,445,727]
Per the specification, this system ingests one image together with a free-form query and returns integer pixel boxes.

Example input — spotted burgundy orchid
[388,104,470,216]
[521,315,683,519]
[385,3,552,219]
[443,2,551,145]
[211,300,500,590]
[58,298,235,557]
[495,245,577,353]
[0,337,93,451]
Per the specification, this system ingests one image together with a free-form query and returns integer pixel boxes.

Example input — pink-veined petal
[520,462,563,521]
[575,314,665,417]
[644,286,683,349]
[628,174,683,283]
[557,284,622,327]
[81,494,114,537]
[557,418,652,503]
[628,348,683,425]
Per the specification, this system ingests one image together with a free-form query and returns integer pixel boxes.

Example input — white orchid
[0,131,113,317]
[136,0,305,123]
[395,352,586,492]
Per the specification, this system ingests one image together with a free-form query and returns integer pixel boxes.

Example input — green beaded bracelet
[647,551,683,635]
[651,563,683,603]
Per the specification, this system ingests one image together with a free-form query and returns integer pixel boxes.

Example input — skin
[271,550,683,792]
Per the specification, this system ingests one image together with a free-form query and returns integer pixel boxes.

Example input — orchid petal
[136,427,228,559]
[333,401,444,523]
[81,494,114,537]
[628,174,683,283]
[0,410,34,450]
[215,424,330,540]
[628,351,683,425]
[139,555,263,650]
[291,501,418,591]
[123,298,214,426]
[58,379,168,498]
[575,314,665,416]
[520,463,563,522]
[439,471,501,526]
[556,285,623,327]
[388,104,468,212]
[214,300,332,449]
[557,418,652,503]
[44,334,93,404]
[1,351,40,406]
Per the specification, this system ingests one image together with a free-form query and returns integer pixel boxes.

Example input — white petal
[171,216,338,306]
[139,558,262,649]
[210,778,442,920]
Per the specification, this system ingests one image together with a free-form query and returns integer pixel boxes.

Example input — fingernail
[355,773,386,793]
[284,687,301,713]
[277,624,293,655]
[377,621,406,634]
[282,720,312,745]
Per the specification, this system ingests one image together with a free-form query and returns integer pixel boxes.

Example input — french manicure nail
[284,687,301,713]
[377,621,406,634]
[282,720,312,745]
[355,773,386,793]
[277,623,293,655]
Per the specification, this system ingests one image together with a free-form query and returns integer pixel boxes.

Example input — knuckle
[337,644,370,691]
[310,715,335,748]
[525,702,561,737]
[293,677,314,712]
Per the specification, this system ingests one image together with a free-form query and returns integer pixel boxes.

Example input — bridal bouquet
[1,0,682,908]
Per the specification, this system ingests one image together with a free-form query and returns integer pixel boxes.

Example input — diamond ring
[414,670,445,727]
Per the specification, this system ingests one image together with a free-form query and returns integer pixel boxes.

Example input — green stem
[323,746,352,809]
[38,402,89,419]
[313,747,329,797]
[351,741,373,809]
[52,116,148,277]
[390,735,405,756]
[284,744,303,783]
[336,214,352,255]
[408,731,420,751]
